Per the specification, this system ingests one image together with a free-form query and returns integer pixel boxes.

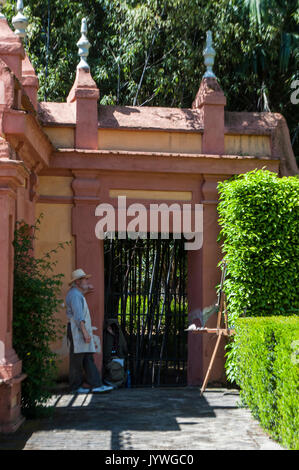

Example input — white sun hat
[69,268,91,286]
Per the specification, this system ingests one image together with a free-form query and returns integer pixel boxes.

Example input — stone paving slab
[0,388,284,450]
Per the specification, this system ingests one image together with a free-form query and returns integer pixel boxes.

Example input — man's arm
[79,321,91,343]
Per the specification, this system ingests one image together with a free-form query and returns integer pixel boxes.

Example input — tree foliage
[3,0,299,158]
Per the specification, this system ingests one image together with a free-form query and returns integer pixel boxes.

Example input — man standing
[66,268,113,394]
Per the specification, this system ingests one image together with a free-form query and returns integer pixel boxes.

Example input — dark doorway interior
[104,235,188,387]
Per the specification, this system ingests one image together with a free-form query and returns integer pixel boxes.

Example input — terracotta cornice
[0,56,52,173]
[46,149,280,176]
[0,158,29,198]
[37,194,73,204]
[52,148,280,160]
[2,108,53,171]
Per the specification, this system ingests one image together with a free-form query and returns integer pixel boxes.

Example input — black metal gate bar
[104,234,188,387]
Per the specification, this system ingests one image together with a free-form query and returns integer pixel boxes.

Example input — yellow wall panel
[109,189,192,201]
[225,135,271,157]
[35,203,75,378]
[43,127,75,148]
[38,176,73,197]
[98,129,202,154]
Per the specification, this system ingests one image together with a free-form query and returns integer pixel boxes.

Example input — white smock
[70,296,101,354]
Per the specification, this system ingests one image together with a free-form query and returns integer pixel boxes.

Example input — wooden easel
[191,261,235,396]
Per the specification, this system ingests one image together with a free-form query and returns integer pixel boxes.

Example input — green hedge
[217,169,299,325]
[231,316,299,450]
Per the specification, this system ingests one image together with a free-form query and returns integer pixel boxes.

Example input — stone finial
[12,0,28,39]
[203,31,216,79]
[77,18,91,70]
[0,1,6,19]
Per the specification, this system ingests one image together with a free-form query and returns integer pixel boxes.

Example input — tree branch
[133,26,159,106]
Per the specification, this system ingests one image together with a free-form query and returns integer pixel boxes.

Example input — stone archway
[70,170,227,385]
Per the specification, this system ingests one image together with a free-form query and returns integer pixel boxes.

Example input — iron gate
[104,235,188,387]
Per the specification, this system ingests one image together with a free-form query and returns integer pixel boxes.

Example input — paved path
[0,388,283,450]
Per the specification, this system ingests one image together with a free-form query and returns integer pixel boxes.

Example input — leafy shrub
[13,217,69,417]
[217,169,299,448]
[217,169,299,325]
[232,316,299,450]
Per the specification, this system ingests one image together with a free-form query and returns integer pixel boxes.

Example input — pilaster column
[186,176,204,385]
[67,19,99,150]
[192,77,226,155]
[67,68,99,150]
[200,173,228,384]
[71,172,104,370]
[0,16,24,81]
[192,31,226,155]
[0,157,28,432]
[187,248,204,385]
[21,55,39,111]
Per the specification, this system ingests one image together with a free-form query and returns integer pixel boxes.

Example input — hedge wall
[232,316,299,450]
[217,169,299,325]
[217,169,299,449]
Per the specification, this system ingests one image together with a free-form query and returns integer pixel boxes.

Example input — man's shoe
[75,387,90,394]
[103,379,117,389]
[91,385,114,393]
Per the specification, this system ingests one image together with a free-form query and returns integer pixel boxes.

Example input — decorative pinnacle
[77,18,91,70]
[12,0,28,39]
[0,0,6,19]
[203,30,216,79]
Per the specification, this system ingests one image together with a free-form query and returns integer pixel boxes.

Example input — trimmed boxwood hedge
[217,169,299,449]
[231,316,299,450]
[217,169,299,325]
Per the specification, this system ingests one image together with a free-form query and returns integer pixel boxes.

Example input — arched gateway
[0,8,297,432]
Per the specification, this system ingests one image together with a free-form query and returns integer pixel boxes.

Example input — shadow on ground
[0,387,244,450]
